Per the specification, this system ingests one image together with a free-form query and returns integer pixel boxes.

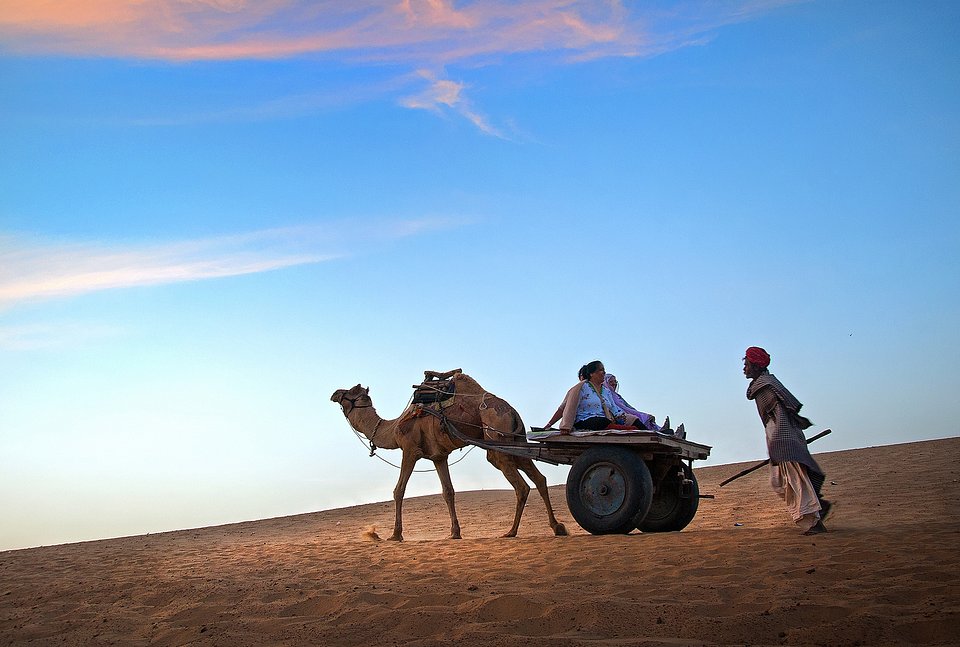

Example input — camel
[331,369,567,541]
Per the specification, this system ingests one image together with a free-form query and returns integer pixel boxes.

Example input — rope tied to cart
[347,414,478,473]
[343,378,525,472]
[402,401,526,443]
[344,389,482,473]
[410,373,525,442]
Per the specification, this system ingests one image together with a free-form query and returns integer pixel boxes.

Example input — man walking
[743,347,831,535]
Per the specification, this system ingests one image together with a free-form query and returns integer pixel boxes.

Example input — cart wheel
[636,463,699,532]
[566,446,653,535]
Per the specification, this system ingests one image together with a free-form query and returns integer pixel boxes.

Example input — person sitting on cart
[542,365,588,429]
[556,360,646,433]
[605,373,685,439]
[543,363,683,436]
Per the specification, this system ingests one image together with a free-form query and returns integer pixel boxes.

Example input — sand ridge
[1,438,958,646]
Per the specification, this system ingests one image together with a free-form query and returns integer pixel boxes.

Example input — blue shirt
[575,382,625,422]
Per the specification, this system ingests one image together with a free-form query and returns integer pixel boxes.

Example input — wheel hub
[579,463,626,516]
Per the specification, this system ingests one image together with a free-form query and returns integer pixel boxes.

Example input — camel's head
[330,384,371,415]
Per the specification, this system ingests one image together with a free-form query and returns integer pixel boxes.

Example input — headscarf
[745,346,771,368]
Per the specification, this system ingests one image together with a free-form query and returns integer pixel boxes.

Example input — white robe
[766,420,822,530]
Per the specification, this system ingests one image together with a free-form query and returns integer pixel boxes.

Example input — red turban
[745,346,770,368]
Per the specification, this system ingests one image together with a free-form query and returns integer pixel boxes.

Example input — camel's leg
[390,451,418,541]
[433,457,462,540]
[519,459,568,537]
[487,452,529,538]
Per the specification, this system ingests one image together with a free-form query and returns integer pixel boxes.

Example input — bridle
[338,392,384,455]
[337,392,372,416]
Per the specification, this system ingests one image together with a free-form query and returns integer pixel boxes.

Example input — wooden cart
[443,421,712,535]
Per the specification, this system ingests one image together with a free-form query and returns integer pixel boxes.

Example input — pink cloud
[0,1,797,135]
[0,1,796,63]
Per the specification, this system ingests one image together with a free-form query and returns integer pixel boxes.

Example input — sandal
[802,521,827,536]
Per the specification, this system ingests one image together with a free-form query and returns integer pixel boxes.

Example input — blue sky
[1,0,958,551]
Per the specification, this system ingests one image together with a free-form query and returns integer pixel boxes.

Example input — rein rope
[411,387,527,446]
[341,391,477,473]
[338,380,527,472]
[349,425,476,472]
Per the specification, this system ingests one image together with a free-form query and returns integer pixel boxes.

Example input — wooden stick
[719,428,832,487]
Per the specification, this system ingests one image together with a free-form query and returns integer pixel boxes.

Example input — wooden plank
[443,415,711,464]
[536,432,711,458]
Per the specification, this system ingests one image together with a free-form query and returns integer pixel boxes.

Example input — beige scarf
[586,381,616,421]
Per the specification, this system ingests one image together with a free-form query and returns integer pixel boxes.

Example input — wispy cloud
[0,230,326,308]
[0,321,125,351]
[401,69,504,138]
[0,1,799,133]
[132,77,413,126]
[382,215,476,237]
[0,217,466,308]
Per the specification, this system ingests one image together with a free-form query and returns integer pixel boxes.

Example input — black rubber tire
[636,462,700,532]
[565,446,654,535]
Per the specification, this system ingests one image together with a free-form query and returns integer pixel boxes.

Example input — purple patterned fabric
[605,374,659,431]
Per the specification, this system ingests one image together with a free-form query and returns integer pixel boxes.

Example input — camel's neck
[343,404,401,450]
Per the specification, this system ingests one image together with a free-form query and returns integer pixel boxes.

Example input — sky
[1,0,958,551]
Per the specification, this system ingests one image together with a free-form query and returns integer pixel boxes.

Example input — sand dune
[2,437,958,646]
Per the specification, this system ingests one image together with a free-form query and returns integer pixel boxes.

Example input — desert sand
[1,437,958,646]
